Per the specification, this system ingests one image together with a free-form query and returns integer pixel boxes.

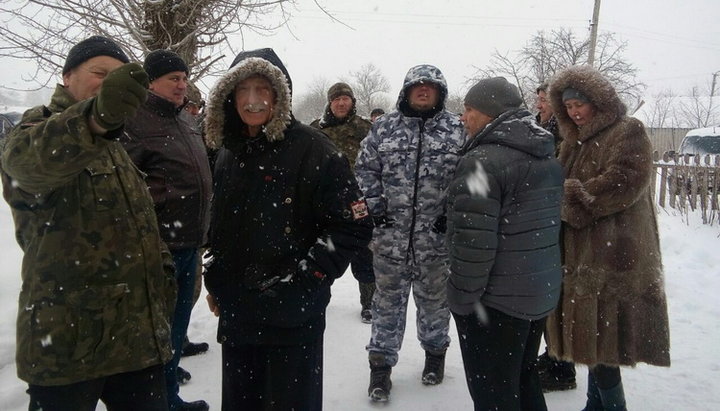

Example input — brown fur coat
[545,65,670,367]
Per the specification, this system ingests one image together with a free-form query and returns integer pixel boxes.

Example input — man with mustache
[355,64,465,402]
[202,48,373,410]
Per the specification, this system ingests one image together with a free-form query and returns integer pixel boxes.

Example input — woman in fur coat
[545,65,670,411]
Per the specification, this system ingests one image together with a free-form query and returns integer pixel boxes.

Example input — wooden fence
[653,151,720,224]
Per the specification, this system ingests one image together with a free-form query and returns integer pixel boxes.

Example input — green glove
[91,62,149,130]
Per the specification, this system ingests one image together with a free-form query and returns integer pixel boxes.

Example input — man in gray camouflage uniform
[355,64,465,402]
[311,82,375,323]
[0,36,176,411]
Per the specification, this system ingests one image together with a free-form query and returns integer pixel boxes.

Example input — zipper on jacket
[406,120,425,265]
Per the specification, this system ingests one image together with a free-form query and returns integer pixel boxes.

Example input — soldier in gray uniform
[355,64,465,402]
[311,82,375,323]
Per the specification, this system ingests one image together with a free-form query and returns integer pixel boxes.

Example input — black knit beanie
[62,36,129,74]
[144,49,189,81]
[327,82,355,102]
[464,77,523,118]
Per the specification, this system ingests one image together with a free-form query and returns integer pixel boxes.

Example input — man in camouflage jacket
[310,82,376,323]
[355,64,465,402]
[0,36,176,410]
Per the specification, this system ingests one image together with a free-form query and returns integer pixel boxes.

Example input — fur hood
[549,65,627,144]
[204,48,292,149]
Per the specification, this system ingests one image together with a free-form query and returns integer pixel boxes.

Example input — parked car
[667,126,720,194]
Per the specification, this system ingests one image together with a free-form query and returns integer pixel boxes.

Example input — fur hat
[144,49,189,81]
[327,82,354,102]
[62,36,129,74]
[464,77,523,118]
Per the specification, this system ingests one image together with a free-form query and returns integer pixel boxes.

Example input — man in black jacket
[202,48,373,411]
[446,77,564,410]
[122,50,212,411]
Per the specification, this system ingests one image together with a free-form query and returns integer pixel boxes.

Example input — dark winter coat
[355,65,465,265]
[446,108,563,320]
[122,92,212,249]
[545,65,671,367]
[0,85,175,385]
[203,49,373,345]
[310,110,371,171]
[536,113,561,155]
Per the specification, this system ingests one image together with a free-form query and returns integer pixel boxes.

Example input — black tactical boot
[359,282,375,324]
[421,350,446,385]
[368,352,392,402]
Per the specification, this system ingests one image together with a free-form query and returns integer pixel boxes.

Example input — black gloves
[92,63,149,130]
[243,263,326,297]
[294,263,326,292]
[372,214,395,228]
[432,215,447,234]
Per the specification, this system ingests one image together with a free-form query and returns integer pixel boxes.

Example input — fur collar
[204,57,292,149]
[549,65,627,144]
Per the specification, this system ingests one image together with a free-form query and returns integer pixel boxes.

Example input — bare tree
[348,63,390,117]
[0,0,296,88]
[679,86,719,128]
[445,91,465,116]
[293,76,331,124]
[471,28,645,109]
[640,88,678,128]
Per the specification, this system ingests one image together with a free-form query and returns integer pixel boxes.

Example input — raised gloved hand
[372,214,396,229]
[91,63,149,130]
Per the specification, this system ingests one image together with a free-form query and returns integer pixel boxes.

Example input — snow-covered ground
[0,198,718,410]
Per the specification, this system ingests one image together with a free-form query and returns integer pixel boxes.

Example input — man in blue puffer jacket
[355,64,465,402]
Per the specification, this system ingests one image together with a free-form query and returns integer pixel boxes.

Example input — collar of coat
[203,57,292,149]
[549,65,627,144]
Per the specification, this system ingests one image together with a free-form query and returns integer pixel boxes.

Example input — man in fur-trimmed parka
[202,48,373,411]
[310,82,376,324]
[355,64,465,402]
[545,65,670,410]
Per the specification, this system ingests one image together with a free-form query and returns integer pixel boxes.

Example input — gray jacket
[446,108,563,320]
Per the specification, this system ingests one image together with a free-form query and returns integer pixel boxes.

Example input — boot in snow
[368,352,392,402]
[359,282,375,324]
[421,350,446,385]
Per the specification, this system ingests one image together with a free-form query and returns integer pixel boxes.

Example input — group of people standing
[0,34,670,411]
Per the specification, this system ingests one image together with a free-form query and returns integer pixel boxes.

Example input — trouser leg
[164,248,198,407]
[102,364,168,411]
[222,336,324,411]
[453,307,536,411]
[519,318,549,411]
[366,256,411,367]
[412,259,451,354]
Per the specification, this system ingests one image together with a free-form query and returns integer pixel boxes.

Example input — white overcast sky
[1,0,719,102]
[225,0,720,99]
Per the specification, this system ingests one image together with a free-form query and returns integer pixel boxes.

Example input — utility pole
[587,0,602,67]
[711,71,719,98]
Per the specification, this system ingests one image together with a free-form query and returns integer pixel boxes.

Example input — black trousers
[350,246,374,283]
[27,364,167,411]
[221,335,324,411]
[453,307,547,411]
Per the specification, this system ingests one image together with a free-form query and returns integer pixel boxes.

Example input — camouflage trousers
[366,255,451,367]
